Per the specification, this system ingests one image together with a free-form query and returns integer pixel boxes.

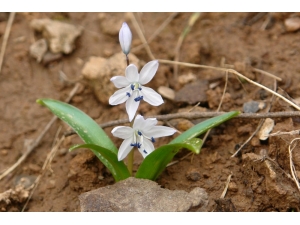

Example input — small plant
[37,22,239,182]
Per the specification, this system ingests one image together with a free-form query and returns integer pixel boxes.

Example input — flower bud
[119,22,132,55]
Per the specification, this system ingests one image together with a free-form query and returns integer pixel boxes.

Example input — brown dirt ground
[1,12,300,212]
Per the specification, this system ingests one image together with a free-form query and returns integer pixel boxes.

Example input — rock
[29,38,48,62]
[30,18,83,54]
[243,101,265,113]
[79,177,208,212]
[81,52,140,105]
[284,17,300,32]
[158,86,175,101]
[258,118,275,140]
[175,80,208,105]
[186,168,201,181]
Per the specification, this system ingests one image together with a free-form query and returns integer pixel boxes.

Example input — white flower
[119,22,132,55]
[109,60,164,121]
[112,115,177,161]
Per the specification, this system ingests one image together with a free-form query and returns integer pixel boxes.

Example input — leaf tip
[36,99,45,106]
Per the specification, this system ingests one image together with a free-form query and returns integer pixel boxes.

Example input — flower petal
[118,137,134,161]
[109,86,131,105]
[126,91,140,121]
[139,138,155,158]
[144,126,177,138]
[140,86,164,106]
[125,64,139,83]
[139,60,159,85]
[139,117,157,131]
[110,76,130,88]
[119,22,132,55]
[132,114,145,130]
[111,126,133,139]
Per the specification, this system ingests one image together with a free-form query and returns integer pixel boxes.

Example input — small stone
[284,17,300,32]
[30,18,83,54]
[243,101,265,113]
[158,86,175,101]
[175,80,208,105]
[29,38,48,62]
[186,168,201,181]
[258,118,275,140]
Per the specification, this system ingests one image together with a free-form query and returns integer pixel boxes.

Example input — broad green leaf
[170,111,240,144]
[70,144,130,181]
[135,138,203,180]
[37,98,118,154]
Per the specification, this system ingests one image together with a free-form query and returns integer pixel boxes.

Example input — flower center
[129,82,143,102]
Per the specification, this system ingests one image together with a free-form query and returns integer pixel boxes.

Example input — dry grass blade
[173,13,201,79]
[0,12,16,75]
[288,138,300,192]
[129,12,155,60]
[220,173,232,198]
[131,12,179,53]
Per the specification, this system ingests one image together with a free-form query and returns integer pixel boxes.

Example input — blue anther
[138,87,142,91]
[137,143,141,148]
[131,84,134,90]
[137,131,142,136]
[134,96,142,102]
[143,150,147,154]
[130,143,137,147]
[151,137,155,143]
[126,92,131,97]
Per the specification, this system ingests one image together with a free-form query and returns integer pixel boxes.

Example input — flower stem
[127,115,135,176]
[126,55,129,66]
[127,149,134,176]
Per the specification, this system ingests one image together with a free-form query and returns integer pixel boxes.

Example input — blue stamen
[151,137,155,143]
[126,92,131,97]
[130,143,137,147]
[137,143,141,148]
[143,150,147,154]
[134,96,143,102]
[138,87,142,91]
[137,131,142,136]
[131,84,134,90]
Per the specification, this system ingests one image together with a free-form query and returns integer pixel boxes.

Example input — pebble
[243,101,265,113]
[175,80,208,104]
[186,168,201,181]
[157,86,175,101]
[284,17,300,32]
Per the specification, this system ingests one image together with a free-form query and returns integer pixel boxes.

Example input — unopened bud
[119,22,132,55]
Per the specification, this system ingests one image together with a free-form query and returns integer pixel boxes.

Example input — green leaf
[135,138,203,180]
[70,144,130,182]
[170,111,240,144]
[37,98,118,154]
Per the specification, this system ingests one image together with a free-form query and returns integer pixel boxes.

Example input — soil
[1,12,300,212]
